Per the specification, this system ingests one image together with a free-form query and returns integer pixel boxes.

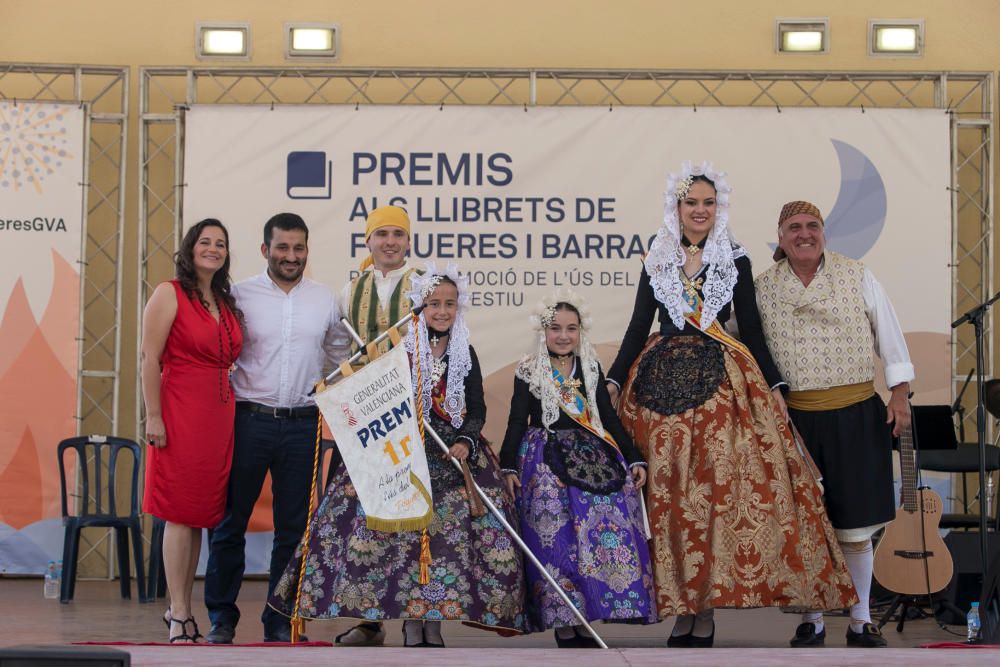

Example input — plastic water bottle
[967,601,981,642]
[43,560,59,599]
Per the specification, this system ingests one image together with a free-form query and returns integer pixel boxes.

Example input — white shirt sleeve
[323,291,352,374]
[339,282,351,320]
[863,268,915,388]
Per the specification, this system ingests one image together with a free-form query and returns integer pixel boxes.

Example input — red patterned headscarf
[773,200,824,260]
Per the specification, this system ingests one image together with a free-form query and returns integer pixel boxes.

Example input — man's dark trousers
[205,406,317,636]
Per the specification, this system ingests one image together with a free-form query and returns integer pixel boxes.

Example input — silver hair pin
[540,304,558,328]
[674,175,695,201]
[420,274,445,301]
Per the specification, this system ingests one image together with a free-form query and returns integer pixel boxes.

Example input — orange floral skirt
[618,334,857,617]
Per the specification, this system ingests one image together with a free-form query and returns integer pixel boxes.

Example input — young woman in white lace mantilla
[606,161,857,647]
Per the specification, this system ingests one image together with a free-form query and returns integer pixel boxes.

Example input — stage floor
[0,578,987,665]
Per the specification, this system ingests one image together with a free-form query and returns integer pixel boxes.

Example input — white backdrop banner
[0,101,85,573]
[184,106,949,365]
[184,104,951,571]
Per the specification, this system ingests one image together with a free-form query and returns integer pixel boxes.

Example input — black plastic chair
[58,435,150,603]
[147,516,168,600]
[917,397,1000,532]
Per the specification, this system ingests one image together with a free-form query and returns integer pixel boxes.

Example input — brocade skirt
[268,440,525,634]
[617,334,858,616]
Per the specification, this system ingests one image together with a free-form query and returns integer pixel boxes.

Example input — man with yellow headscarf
[333,204,420,646]
[339,205,422,366]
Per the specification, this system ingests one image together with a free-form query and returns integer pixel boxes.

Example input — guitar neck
[898,406,917,511]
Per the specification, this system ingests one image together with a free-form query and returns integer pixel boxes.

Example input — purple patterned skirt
[516,426,657,631]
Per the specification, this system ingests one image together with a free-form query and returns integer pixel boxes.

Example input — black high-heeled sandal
[168,617,203,644]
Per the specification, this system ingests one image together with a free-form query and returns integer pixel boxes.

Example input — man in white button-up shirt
[205,213,349,644]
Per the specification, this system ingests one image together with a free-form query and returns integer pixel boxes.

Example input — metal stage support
[0,63,128,579]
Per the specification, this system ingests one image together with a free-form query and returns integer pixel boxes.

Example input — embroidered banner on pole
[314,345,433,532]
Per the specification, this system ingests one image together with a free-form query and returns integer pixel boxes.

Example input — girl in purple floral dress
[500,290,656,648]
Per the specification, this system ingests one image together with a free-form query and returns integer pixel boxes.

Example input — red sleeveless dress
[143,280,243,528]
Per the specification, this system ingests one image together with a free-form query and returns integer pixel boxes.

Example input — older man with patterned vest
[755,201,913,649]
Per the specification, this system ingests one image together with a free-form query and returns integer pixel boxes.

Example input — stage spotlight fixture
[285,23,340,60]
[869,20,923,56]
[776,19,828,54]
[196,23,251,60]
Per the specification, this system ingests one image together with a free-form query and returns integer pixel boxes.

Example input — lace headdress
[514,289,605,435]
[643,160,745,330]
[404,262,472,427]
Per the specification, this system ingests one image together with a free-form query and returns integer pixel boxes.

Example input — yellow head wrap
[359,205,411,270]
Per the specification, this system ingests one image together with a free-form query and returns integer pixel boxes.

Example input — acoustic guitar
[873,407,954,595]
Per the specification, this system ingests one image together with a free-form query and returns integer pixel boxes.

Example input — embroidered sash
[681,284,756,366]
[543,367,627,495]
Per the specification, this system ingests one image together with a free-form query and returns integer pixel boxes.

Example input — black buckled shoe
[789,622,826,647]
[846,622,887,648]
[667,630,692,648]
[688,621,714,648]
[205,622,235,644]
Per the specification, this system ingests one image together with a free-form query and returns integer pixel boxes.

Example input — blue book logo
[287,151,332,199]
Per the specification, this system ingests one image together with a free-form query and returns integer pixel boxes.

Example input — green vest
[347,267,420,363]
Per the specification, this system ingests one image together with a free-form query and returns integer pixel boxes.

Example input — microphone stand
[951,291,1000,596]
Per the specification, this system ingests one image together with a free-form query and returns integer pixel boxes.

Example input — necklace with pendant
[429,328,450,348]
[680,271,704,304]
[431,356,448,385]
[558,377,582,403]
[681,234,707,257]
[551,355,581,401]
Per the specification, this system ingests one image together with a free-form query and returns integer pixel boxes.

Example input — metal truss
[0,63,129,578]
[140,66,994,493]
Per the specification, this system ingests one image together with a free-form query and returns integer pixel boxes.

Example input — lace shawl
[644,160,746,330]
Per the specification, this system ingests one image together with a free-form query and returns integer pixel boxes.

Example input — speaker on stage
[0,645,129,666]
[936,532,1000,626]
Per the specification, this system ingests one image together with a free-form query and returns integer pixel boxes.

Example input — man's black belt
[236,401,319,419]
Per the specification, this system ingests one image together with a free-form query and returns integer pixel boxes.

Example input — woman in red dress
[141,219,243,643]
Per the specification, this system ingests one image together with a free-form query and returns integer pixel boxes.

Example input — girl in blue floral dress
[269,264,525,647]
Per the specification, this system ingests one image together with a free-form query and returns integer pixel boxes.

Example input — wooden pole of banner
[339,316,609,649]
